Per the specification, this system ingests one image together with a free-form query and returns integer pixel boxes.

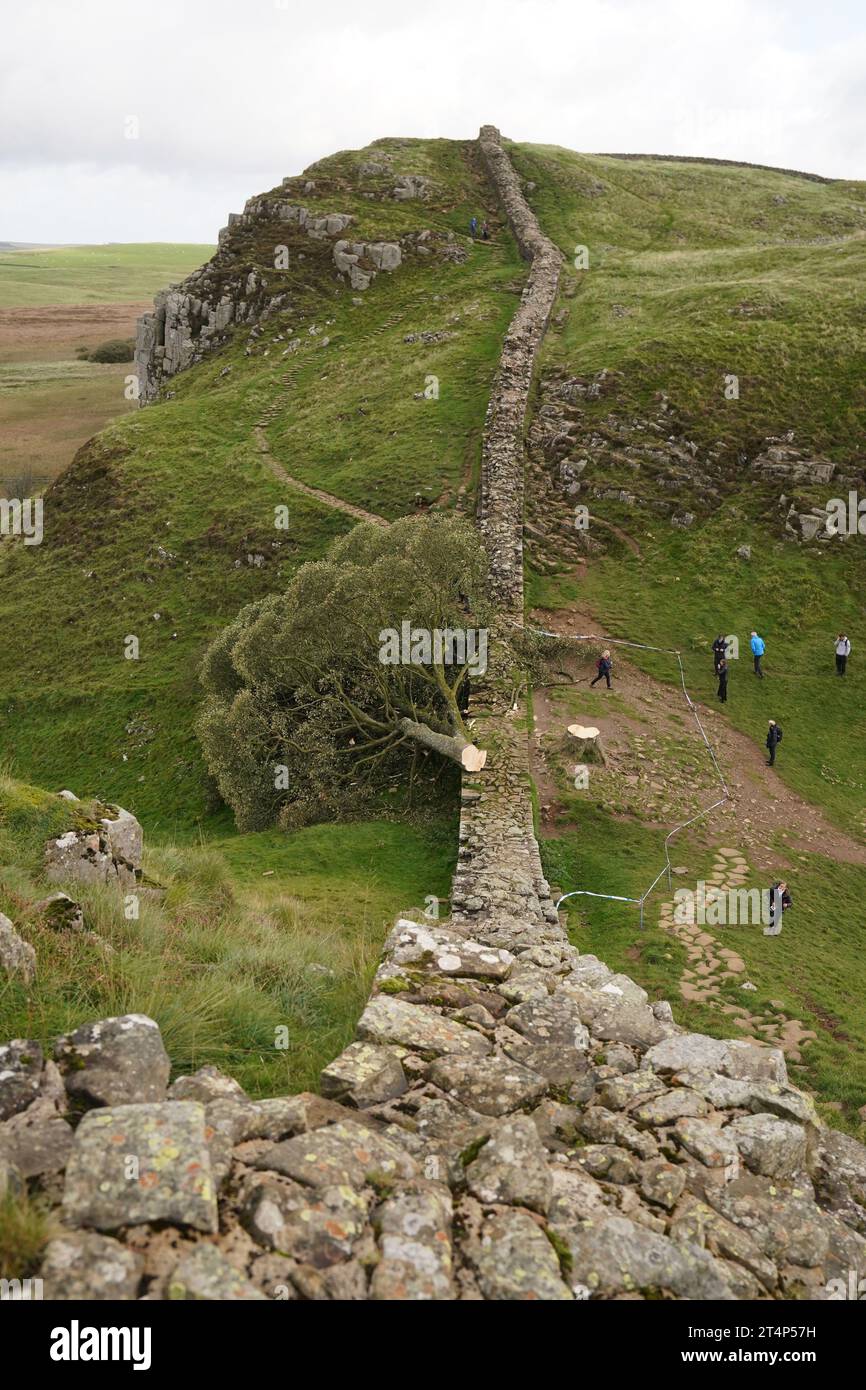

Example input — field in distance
[0,242,213,490]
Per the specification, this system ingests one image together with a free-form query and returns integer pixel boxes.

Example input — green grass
[0,139,523,829]
[0,244,214,306]
[0,775,456,1098]
[541,806,866,1136]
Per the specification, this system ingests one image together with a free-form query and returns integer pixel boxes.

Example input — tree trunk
[399,717,477,766]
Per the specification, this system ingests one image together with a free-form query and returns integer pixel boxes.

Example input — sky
[2,0,866,243]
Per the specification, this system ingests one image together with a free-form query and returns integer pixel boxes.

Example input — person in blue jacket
[469,216,478,239]
[750,630,765,678]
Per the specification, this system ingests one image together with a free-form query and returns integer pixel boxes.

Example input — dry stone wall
[5,129,866,1302]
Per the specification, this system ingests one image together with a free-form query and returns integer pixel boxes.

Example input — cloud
[2,0,865,241]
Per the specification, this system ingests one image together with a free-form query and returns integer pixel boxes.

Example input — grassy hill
[510,144,866,1131]
[0,138,521,829]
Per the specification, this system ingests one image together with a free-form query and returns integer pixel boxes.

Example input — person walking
[590,649,613,689]
[481,220,490,241]
[750,630,765,678]
[763,879,792,936]
[766,718,782,766]
[469,215,478,239]
[835,632,851,676]
[717,656,728,703]
[712,634,727,675]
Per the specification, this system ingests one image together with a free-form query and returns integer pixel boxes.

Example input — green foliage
[198,513,490,830]
[85,338,134,363]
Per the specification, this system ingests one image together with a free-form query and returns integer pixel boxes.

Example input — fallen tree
[197,514,493,829]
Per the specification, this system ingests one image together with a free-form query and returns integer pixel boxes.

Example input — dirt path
[253,410,388,528]
[532,603,866,869]
[659,848,818,1061]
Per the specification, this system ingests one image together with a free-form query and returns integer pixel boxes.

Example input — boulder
[62,1101,218,1233]
[40,1232,144,1300]
[0,913,36,985]
[320,1042,407,1108]
[726,1113,807,1179]
[167,1243,267,1300]
[371,1185,454,1300]
[465,1114,552,1213]
[55,1014,170,1107]
[0,1039,44,1120]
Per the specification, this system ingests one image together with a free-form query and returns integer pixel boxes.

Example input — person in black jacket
[766,719,782,766]
[717,657,728,703]
[590,649,613,689]
[712,634,727,675]
[764,880,792,936]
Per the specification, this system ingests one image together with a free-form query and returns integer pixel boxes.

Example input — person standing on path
[590,649,613,689]
[481,220,490,240]
[717,657,728,703]
[469,216,478,239]
[766,718,782,766]
[835,632,851,676]
[712,634,727,675]
[750,631,765,678]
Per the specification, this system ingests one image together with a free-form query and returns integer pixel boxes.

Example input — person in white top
[835,632,851,677]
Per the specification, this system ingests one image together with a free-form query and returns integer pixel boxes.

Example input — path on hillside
[253,411,388,528]
[532,604,866,869]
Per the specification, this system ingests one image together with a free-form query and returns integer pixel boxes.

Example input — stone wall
[5,128,866,1303]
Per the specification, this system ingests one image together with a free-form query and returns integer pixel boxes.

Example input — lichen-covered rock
[726,1113,808,1179]
[168,1065,249,1105]
[467,1206,572,1300]
[632,1088,709,1127]
[384,919,514,981]
[34,892,84,932]
[0,912,36,984]
[254,1120,418,1189]
[0,1039,43,1119]
[245,1092,350,1141]
[0,1097,73,1177]
[55,1014,170,1107]
[505,995,589,1050]
[320,1042,407,1108]
[357,996,491,1057]
[674,1116,740,1169]
[43,805,142,888]
[243,1175,369,1267]
[40,1232,144,1300]
[557,1214,734,1300]
[62,1102,218,1233]
[465,1114,552,1213]
[643,1033,732,1075]
[168,1242,267,1300]
[371,1185,454,1300]
[639,1157,687,1210]
[427,1052,545,1116]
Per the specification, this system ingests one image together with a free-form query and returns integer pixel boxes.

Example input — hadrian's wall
[3,129,866,1303]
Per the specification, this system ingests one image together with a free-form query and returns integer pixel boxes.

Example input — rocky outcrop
[135,185,461,402]
[43,803,142,889]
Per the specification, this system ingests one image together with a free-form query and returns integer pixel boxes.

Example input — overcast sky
[3,0,865,243]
